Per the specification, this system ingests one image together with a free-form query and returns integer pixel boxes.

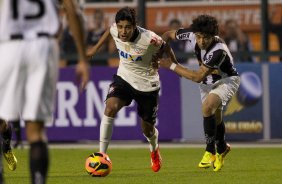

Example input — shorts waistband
[10,33,53,40]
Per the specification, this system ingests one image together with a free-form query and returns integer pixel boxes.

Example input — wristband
[169,63,177,71]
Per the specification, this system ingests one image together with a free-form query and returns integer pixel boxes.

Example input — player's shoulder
[110,23,117,31]
[138,26,163,47]
[110,23,118,38]
[210,36,229,52]
[138,26,153,40]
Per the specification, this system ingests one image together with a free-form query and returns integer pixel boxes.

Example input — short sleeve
[149,32,164,49]
[175,28,195,49]
[175,28,193,40]
[109,23,118,39]
[203,50,227,69]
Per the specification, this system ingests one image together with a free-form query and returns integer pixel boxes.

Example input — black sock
[216,122,227,154]
[12,121,22,143]
[2,123,12,152]
[203,115,216,154]
[30,141,49,184]
[0,138,3,183]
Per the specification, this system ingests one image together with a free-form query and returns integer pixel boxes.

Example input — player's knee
[25,121,45,143]
[141,121,155,137]
[0,119,8,133]
[202,105,215,117]
[104,104,120,117]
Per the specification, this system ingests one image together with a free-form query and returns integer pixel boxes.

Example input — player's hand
[151,53,161,69]
[86,47,97,60]
[76,60,90,92]
[159,57,173,69]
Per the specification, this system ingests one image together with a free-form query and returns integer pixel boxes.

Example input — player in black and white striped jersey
[159,15,240,172]
[0,0,90,183]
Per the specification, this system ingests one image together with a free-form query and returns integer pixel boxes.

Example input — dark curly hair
[115,7,137,26]
[190,15,219,36]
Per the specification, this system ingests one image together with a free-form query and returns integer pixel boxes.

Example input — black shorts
[106,75,159,124]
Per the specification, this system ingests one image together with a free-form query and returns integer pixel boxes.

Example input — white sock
[144,128,159,152]
[99,115,114,153]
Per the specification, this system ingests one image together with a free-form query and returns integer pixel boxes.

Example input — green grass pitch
[3,147,282,184]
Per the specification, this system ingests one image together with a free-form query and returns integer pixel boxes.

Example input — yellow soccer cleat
[198,151,216,168]
[3,150,17,171]
[213,144,231,172]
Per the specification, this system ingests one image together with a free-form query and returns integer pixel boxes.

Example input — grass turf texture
[4,147,282,184]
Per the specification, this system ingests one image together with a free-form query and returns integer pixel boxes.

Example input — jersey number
[12,0,45,20]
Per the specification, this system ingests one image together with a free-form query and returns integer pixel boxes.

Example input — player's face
[117,20,135,42]
[195,33,214,50]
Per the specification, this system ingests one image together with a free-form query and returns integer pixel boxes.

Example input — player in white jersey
[87,7,175,172]
[159,15,240,172]
[0,0,90,183]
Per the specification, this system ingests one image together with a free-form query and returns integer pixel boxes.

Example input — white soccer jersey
[110,23,163,92]
[0,0,60,41]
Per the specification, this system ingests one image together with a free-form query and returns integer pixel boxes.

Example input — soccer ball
[85,152,112,177]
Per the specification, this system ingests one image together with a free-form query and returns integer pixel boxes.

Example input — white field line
[47,143,282,149]
[15,141,282,149]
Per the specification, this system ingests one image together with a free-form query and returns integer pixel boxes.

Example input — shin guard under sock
[203,115,216,154]
[216,122,227,154]
[30,141,49,184]
[2,123,12,152]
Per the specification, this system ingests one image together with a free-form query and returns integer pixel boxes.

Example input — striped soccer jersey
[0,0,60,41]
[176,28,239,85]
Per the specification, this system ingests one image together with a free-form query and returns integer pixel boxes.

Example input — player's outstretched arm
[161,30,177,43]
[87,28,111,58]
[160,30,180,66]
[159,57,212,83]
[163,42,178,64]
[152,35,178,69]
[62,0,87,62]
[151,30,178,71]
[62,0,90,91]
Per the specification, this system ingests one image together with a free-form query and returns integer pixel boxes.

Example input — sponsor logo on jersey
[177,33,190,40]
[150,81,159,87]
[204,52,213,63]
[108,85,115,94]
[118,49,142,62]
[131,45,145,54]
[125,45,130,52]
[133,48,144,54]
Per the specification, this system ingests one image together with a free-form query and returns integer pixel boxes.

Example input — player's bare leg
[142,120,161,172]
[0,120,17,171]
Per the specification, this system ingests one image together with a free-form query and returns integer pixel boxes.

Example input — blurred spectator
[269,6,282,61]
[222,19,254,63]
[60,25,78,66]
[168,19,187,63]
[85,0,118,2]
[86,9,109,65]
[59,4,87,67]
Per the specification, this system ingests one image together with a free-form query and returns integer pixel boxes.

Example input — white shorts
[199,76,241,108]
[0,38,59,122]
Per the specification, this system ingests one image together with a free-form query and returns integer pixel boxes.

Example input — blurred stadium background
[6,1,282,184]
[15,0,282,145]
